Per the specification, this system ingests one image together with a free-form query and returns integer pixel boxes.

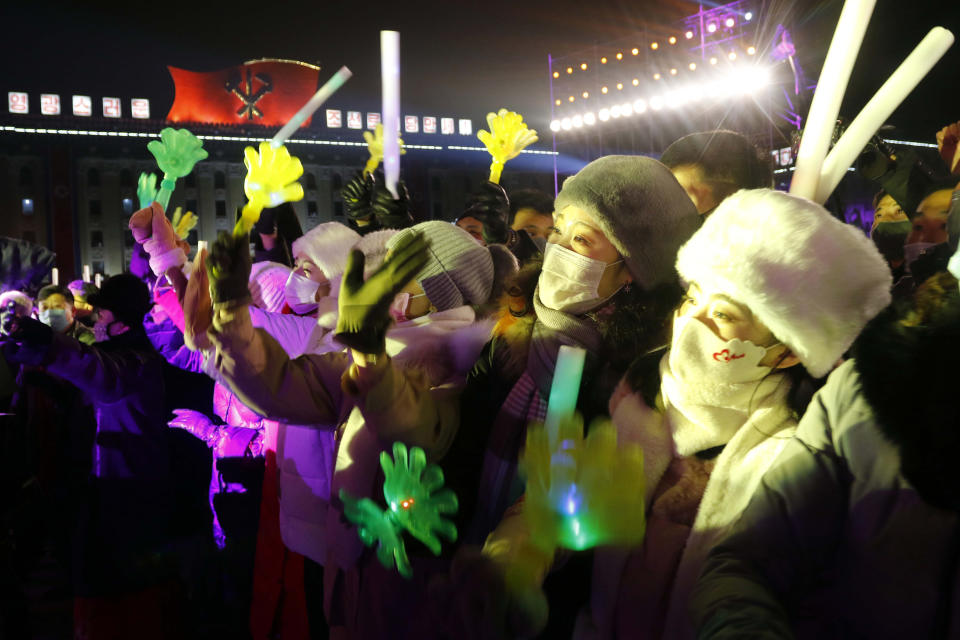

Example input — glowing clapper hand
[339,442,458,578]
[147,128,208,212]
[477,108,538,184]
[363,123,406,177]
[235,141,305,236]
[137,172,158,209]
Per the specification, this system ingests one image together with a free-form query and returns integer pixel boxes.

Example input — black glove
[342,172,376,223]
[1,316,54,366]
[0,301,17,337]
[371,179,414,229]
[464,182,511,245]
[251,208,277,236]
[334,231,429,354]
[207,231,253,305]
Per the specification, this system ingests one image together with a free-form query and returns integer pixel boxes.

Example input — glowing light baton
[270,66,353,149]
[83,265,91,283]
[51,268,58,285]
[381,31,401,199]
[815,27,955,203]
[790,0,877,200]
[544,345,586,450]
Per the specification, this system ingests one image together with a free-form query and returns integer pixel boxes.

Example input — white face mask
[284,271,323,315]
[389,291,427,324]
[538,243,623,314]
[39,308,72,333]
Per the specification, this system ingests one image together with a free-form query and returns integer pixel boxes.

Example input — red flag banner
[166,59,321,127]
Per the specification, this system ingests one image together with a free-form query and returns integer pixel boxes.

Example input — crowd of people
[1,122,959,640]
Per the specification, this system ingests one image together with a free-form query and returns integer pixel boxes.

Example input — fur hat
[0,290,33,315]
[387,221,494,311]
[352,229,400,279]
[291,222,361,281]
[676,189,893,378]
[248,261,291,313]
[554,155,700,287]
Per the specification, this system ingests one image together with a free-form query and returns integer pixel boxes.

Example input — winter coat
[42,329,175,595]
[691,359,960,639]
[212,302,493,639]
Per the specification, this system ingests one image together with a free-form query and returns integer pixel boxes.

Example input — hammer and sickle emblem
[225,68,274,120]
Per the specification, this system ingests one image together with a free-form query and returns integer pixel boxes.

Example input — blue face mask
[39,308,71,332]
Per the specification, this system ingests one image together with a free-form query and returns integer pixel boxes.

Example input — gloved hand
[1,316,55,366]
[371,179,413,229]
[334,231,428,354]
[465,181,511,245]
[183,249,213,351]
[206,231,253,305]
[342,171,376,223]
[251,208,277,237]
[129,201,162,244]
[168,408,219,444]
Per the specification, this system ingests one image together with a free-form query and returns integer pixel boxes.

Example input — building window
[23,230,36,244]
[92,261,104,275]
[306,173,318,190]
[334,201,343,217]
[307,201,318,219]
[90,230,104,248]
[21,198,34,215]
[87,168,100,186]
[184,172,196,188]
[187,230,199,247]
[124,230,135,248]
[185,199,198,213]
[214,171,226,189]
[121,198,134,215]
[331,174,343,191]
[89,200,102,221]
[19,166,33,186]
[215,200,227,219]
[119,169,133,187]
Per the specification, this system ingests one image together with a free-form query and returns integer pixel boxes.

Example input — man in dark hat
[2,273,183,638]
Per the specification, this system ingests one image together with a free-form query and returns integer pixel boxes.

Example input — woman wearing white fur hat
[474,188,893,639]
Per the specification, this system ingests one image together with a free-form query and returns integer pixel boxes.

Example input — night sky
[2,0,959,142]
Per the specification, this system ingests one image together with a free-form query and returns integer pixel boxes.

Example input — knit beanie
[291,222,361,280]
[386,221,494,311]
[554,155,700,287]
[676,188,893,378]
[352,229,400,279]
[248,261,291,313]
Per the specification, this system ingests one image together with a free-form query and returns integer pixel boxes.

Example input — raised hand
[168,408,218,444]
[380,442,458,555]
[206,231,252,305]
[477,109,538,184]
[340,489,412,578]
[363,123,406,177]
[334,231,428,354]
[341,171,376,223]
[936,122,960,175]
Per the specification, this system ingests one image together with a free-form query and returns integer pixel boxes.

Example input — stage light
[651,42,659,50]
[747,46,757,55]
[569,95,575,102]
[728,51,737,60]
[601,57,608,64]
[669,36,677,45]
[632,78,640,86]
[561,117,572,130]
[710,57,718,65]
[633,99,647,113]
[611,105,622,118]
[689,62,697,71]
[616,52,623,60]
[670,68,678,75]
[601,86,609,94]
[566,67,573,74]
[555,99,562,106]
[582,91,590,99]
[621,103,633,116]
[553,71,559,78]
[550,119,561,132]
[581,62,588,70]
[650,96,664,110]
[632,48,639,55]
[584,111,596,125]
[725,17,735,27]
[598,108,610,121]
[653,73,661,80]
[745,11,753,21]
[707,23,717,33]
[685,30,694,39]
[572,114,583,127]
[616,82,623,90]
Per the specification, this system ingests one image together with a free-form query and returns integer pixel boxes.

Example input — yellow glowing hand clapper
[477,109,539,184]
[521,414,646,552]
[236,142,305,235]
[363,124,406,177]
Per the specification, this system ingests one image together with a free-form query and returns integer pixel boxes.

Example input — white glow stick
[815,27,955,203]
[544,345,587,450]
[381,31,401,199]
[197,240,208,254]
[83,264,91,283]
[270,66,353,149]
[51,267,59,285]
[94,273,103,288]
[790,0,877,200]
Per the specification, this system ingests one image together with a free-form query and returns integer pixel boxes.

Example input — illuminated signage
[8,92,28,114]
[347,110,362,130]
[441,117,455,134]
[404,115,419,133]
[325,109,342,128]
[40,94,61,115]
[102,97,121,118]
[366,112,381,129]
[131,98,150,119]
[458,119,472,135]
[423,116,437,134]
[73,95,92,116]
